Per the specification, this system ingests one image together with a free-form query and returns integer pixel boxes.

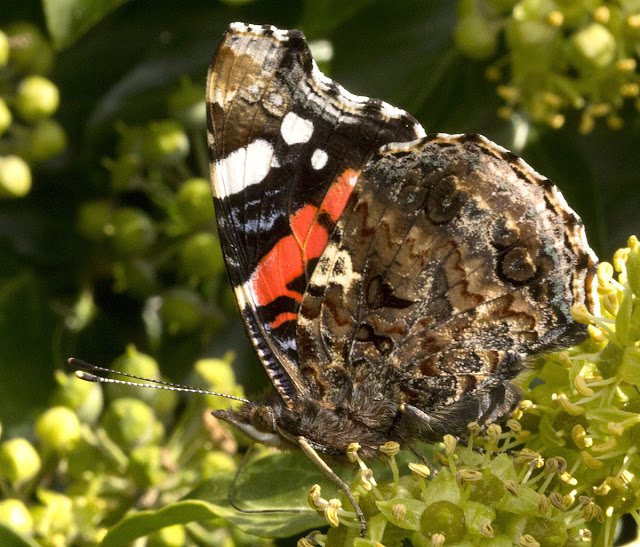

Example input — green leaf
[187,451,333,537]
[103,451,335,543]
[43,0,133,50]
[0,524,40,547]
[585,408,640,423]
[100,500,222,546]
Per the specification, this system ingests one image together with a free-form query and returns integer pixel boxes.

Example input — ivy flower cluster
[0,23,67,198]
[301,237,640,546]
[454,0,640,132]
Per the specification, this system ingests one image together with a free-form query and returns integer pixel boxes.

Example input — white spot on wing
[280,112,314,145]
[311,148,328,170]
[214,139,274,198]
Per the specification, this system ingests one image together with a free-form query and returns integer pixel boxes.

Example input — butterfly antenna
[227,443,307,514]
[69,357,250,404]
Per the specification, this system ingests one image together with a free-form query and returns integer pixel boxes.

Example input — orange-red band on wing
[249,169,360,326]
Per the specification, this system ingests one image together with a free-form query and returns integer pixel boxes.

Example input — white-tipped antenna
[69,358,250,403]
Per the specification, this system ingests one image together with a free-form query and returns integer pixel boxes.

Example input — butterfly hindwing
[296,134,599,434]
[206,23,425,405]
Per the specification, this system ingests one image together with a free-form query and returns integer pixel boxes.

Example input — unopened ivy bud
[0,438,41,484]
[109,207,156,255]
[0,155,31,198]
[176,178,215,226]
[76,200,114,241]
[35,406,81,455]
[147,524,187,547]
[179,232,224,279]
[141,120,189,165]
[0,98,11,136]
[0,499,32,534]
[161,288,205,335]
[570,24,616,71]
[102,398,160,449]
[6,23,54,74]
[28,119,67,161]
[15,75,59,123]
[113,258,158,298]
[107,346,168,409]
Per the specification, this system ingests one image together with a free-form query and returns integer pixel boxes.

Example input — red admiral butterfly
[205,22,599,535]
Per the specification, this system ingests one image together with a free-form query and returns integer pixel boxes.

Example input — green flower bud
[141,120,189,165]
[108,207,156,255]
[5,23,54,75]
[76,200,114,241]
[201,451,237,479]
[0,155,31,198]
[35,406,81,455]
[129,445,166,487]
[15,75,59,123]
[512,0,555,20]
[0,30,9,66]
[112,258,158,298]
[0,97,12,136]
[168,78,206,128]
[161,288,204,334]
[0,438,41,484]
[192,358,238,394]
[570,23,616,71]
[454,16,499,60]
[179,232,224,279]
[146,524,187,547]
[106,345,163,405]
[102,398,160,449]
[176,177,215,226]
[0,499,33,535]
[28,119,67,161]
[420,500,466,542]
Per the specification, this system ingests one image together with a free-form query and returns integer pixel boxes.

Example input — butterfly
[205,22,599,535]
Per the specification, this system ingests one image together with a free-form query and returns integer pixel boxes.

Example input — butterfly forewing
[206,23,425,405]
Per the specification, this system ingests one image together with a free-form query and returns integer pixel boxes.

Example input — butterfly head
[212,398,297,450]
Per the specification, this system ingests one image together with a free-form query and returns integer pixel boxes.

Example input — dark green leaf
[43,0,133,49]
[0,524,40,547]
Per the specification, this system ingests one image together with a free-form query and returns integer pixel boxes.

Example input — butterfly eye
[250,406,276,433]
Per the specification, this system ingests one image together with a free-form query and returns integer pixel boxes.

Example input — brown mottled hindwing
[297,134,598,436]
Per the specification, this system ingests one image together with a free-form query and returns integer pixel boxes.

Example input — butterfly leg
[297,436,367,537]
